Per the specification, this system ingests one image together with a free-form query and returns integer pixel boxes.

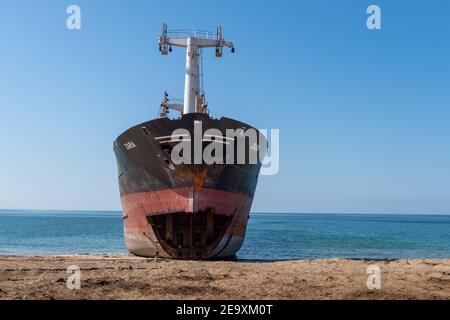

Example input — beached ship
[113,24,266,259]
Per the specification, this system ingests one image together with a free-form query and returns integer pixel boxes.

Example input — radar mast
[158,23,235,117]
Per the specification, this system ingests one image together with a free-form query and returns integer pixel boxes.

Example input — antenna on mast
[158,23,235,116]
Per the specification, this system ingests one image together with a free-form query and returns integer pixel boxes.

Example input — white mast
[159,23,235,116]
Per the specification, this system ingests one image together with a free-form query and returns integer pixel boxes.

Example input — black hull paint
[113,113,265,259]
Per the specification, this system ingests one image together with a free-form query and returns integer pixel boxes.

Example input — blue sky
[0,0,449,213]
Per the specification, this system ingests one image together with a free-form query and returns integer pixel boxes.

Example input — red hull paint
[121,187,253,218]
[121,188,253,258]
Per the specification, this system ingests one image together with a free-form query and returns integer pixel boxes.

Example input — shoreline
[0,255,449,300]
[1,253,446,262]
[1,252,449,262]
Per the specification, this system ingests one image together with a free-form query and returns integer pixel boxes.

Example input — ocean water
[0,210,449,260]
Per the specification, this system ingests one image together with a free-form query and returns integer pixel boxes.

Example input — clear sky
[0,0,449,213]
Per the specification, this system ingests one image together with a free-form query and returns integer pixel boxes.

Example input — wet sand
[0,255,449,300]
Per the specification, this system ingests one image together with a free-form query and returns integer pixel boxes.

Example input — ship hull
[114,113,265,259]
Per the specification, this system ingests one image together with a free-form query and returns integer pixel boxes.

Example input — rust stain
[193,169,208,192]
[177,165,194,179]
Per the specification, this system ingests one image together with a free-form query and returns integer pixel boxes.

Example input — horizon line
[1,208,450,216]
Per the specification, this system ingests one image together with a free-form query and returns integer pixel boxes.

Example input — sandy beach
[0,255,449,300]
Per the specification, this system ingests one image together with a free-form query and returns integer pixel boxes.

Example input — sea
[1,210,449,260]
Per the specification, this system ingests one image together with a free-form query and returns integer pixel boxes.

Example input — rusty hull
[114,113,265,259]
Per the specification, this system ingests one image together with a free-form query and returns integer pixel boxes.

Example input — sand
[0,255,449,300]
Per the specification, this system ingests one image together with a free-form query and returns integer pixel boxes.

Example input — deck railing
[167,29,216,40]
